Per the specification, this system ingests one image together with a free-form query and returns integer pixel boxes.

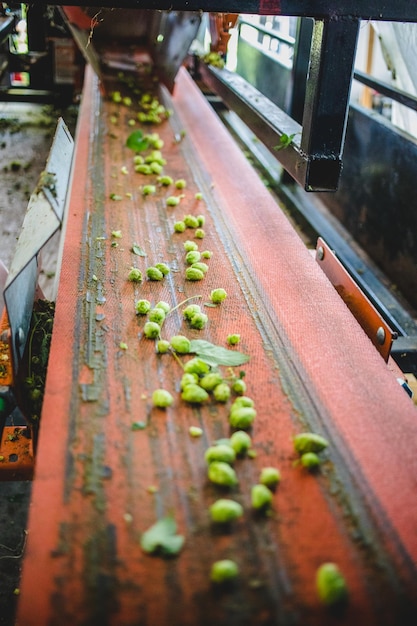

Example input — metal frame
[15,2,417,189]
[24,2,417,21]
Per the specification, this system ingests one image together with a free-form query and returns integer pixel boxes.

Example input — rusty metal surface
[16,66,417,626]
[315,237,395,361]
[0,426,34,480]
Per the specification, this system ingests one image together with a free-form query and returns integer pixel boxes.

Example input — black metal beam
[300,16,360,190]
[354,70,417,111]
[23,1,417,22]
[198,14,361,194]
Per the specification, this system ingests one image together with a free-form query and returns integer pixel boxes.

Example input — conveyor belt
[17,65,417,626]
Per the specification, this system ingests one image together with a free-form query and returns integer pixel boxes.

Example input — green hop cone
[210,559,239,584]
[146,266,164,281]
[189,312,208,330]
[231,378,246,395]
[229,430,252,455]
[156,339,170,354]
[152,389,174,408]
[229,406,256,429]
[208,461,238,487]
[209,499,243,524]
[128,267,143,282]
[259,467,281,489]
[183,358,210,376]
[199,372,223,392]
[142,184,156,196]
[170,335,191,354]
[158,175,173,186]
[213,383,231,403]
[166,196,180,207]
[181,384,209,404]
[174,221,186,233]
[148,308,166,325]
[180,373,199,389]
[183,240,198,252]
[183,304,201,321]
[316,563,348,606]
[143,321,161,339]
[300,452,321,470]
[231,396,254,409]
[135,299,151,315]
[155,262,170,276]
[185,250,201,265]
[184,214,199,228]
[251,484,273,510]
[190,262,208,275]
[155,301,170,314]
[227,334,241,345]
[210,288,227,303]
[185,267,204,281]
[293,433,329,455]
[205,445,236,465]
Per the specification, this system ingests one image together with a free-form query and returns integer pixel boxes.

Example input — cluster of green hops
[293,432,329,471]
[182,303,208,330]
[137,300,171,340]
[229,396,256,430]
[137,94,171,124]
[203,51,225,69]
[146,263,170,281]
[180,241,212,282]
[180,360,249,414]
[173,214,205,239]
[128,267,143,283]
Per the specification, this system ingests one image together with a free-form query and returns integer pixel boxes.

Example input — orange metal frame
[315,237,395,361]
[16,65,417,626]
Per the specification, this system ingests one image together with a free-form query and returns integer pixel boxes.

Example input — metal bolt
[376,326,386,345]
[317,246,325,261]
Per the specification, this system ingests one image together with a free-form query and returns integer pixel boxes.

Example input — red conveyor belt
[16,65,417,626]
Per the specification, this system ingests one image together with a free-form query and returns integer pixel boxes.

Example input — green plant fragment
[131,243,147,256]
[126,130,149,152]
[140,516,184,557]
[189,339,250,367]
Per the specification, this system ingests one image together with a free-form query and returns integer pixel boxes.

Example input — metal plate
[3,118,73,371]
[315,237,395,361]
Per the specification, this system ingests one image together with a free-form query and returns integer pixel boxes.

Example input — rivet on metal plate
[317,246,325,261]
[376,326,386,345]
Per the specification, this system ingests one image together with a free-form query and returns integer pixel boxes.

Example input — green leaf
[131,243,147,256]
[274,132,297,151]
[126,130,149,152]
[189,339,250,367]
[140,516,185,557]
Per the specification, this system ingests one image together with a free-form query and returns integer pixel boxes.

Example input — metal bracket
[315,237,396,361]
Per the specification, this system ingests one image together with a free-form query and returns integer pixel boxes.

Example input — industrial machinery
[0,2,416,625]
